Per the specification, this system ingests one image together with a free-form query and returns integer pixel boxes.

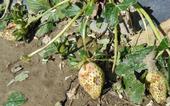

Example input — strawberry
[78,62,105,99]
[146,71,167,104]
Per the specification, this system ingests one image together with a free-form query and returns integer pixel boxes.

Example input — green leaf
[125,46,154,72]
[79,50,88,60]
[36,22,55,37]
[116,64,130,77]
[10,4,29,41]
[26,0,51,13]
[115,46,153,104]
[45,3,69,20]
[51,0,62,5]
[68,55,79,66]
[93,51,106,59]
[41,9,59,22]
[13,28,28,41]
[79,18,87,39]
[116,66,144,104]
[157,37,170,52]
[0,21,7,31]
[117,0,137,11]
[3,91,27,106]
[157,55,167,70]
[63,4,81,17]
[11,4,25,21]
[85,1,95,16]
[103,3,119,26]
[7,71,30,86]
[130,44,146,53]
[124,72,145,104]
[39,41,59,59]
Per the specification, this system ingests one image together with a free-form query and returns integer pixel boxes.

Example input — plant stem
[82,16,89,53]
[27,6,86,58]
[136,9,150,45]
[92,58,113,62]
[25,0,70,28]
[112,25,118,73]
[135,4,162,41]
[135,3,170,56]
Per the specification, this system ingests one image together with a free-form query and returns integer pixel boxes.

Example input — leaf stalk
[135,3,170,56]
[112,25,118,73]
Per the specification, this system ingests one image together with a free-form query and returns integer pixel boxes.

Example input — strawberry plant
[1,0,170,105]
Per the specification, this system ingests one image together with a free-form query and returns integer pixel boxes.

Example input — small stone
[42,35,51,44]
[55,101,62,106]
[11,64,23,73]
[166,97,170,106]
[146,100,153,106]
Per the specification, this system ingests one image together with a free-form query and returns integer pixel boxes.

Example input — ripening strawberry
[78,62,105,99]
[146,71,167,104]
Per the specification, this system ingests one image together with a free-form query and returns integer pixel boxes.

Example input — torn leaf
[7,71,30,86]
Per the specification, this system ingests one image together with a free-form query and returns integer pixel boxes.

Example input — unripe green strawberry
[146,71,167,104]
[78,62,105,99]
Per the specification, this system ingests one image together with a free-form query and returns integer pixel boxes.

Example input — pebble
[11,64,23,73]
[55,101,62,106]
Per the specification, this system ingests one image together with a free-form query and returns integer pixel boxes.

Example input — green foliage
[116,0,137,11]
[85,1,95,16]
[41,10,59,22]
[39,37,77,59]
[121,68,145,104]
[1,0,170,104]
[68,54,79,66]
[51,0,62,5]
[36,2,81,37]
[26,0,51,13]
[3,91,27,106]
[0,21,7,30]
[157,37,170,52]
[79,50,89,60]
[125,46,154,72]
[116,46,154,103]
[39,41,59,59]
[103,3,119,26]
[36,23,55,37]
[63,4,81,17]
[103,0,137,26]
[11,4,28,41]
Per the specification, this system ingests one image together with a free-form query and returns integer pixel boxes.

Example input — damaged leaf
[7,71,30,86]
[116,46,154,104]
